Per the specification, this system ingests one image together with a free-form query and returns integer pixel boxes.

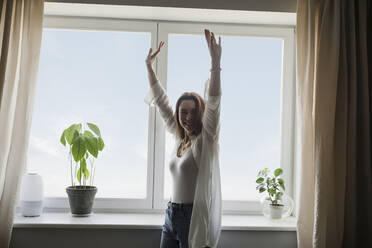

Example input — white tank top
[169,147,198,204]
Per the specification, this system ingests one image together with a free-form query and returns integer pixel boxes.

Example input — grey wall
[11,228,297,248]
[45,0,297,13]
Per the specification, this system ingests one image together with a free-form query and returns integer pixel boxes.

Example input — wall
[11,228,297,248]
[45,0,297,13]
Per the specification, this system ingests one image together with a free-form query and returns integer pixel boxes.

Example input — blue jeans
[160,201,194,248]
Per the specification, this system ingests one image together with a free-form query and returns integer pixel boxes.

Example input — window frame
[39,16,158,211]
[30,15,295,214]
[154,22,295,214]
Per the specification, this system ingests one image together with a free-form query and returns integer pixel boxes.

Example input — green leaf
[259,187,266,193]
[274,168,283,177]
[64,123,82,145]
[84,130,94,138]
[87,123,101,137]
[72,135,87,162]
[75,123,82,132]
[84,169,90,179]
[98,137,104,151]
[256,177,264,183]
[256,183,264,190]
[65,126,79,145]
[80,159,90,179]
[278,178,285,190]
[80,158,89,179]
[81,158,86,169]
[86,137,98,158]
[83,167,90,179]
[276,192,283,198]
[268,188,276,196]
[77,167,82,183]
[60,131,66,146]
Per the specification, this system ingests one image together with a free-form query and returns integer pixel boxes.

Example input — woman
[145,29,222,248]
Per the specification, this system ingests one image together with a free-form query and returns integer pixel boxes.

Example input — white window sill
[13,212,296,231]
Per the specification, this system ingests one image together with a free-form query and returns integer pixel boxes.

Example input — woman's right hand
[146,41,165,67]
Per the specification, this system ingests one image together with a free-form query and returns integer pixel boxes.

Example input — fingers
[209,31,221,48]
[204,29,211,48]
[151,41,165,58]
[211,32,216,46]
[158,41,165,49]
[205,29,221,49]
[155,41,164,54]
[153,48,161,57]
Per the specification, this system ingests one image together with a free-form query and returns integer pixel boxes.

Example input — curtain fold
[341,0,372,247]
[296,0,372,247]
[0,0,44,247]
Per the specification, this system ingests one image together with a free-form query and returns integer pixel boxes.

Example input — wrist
[210,67,221,72]
[210,63,222,71]
[211,62,220,69]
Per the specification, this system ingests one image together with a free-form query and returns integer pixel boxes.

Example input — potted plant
[60,122,105,216]
[256,168,285,219]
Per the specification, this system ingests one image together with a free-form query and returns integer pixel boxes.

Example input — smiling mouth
[183,122,192,128]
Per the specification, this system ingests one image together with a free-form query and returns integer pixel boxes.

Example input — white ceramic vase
[269,204,284,219]
[20,173,44,217]
[260,192,294,219]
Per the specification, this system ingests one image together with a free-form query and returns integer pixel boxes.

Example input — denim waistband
[167,200,193,209]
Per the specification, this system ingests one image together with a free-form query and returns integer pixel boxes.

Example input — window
[155,23,295,212]
[26,16,295,213]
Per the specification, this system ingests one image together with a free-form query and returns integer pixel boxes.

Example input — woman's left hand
[204,29,222,67]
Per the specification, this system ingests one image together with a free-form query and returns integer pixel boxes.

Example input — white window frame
[153,22,295,214]
[31,15,295,214]
[40,16,158,212]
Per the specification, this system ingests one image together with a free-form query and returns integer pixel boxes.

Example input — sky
[27,28,283,202]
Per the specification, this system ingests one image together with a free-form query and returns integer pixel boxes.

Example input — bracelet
[210,67,222,72]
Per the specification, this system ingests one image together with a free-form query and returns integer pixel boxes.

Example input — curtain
[0,0,44,247]
[296,0,372,247]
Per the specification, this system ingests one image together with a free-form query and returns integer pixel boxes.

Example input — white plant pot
[269,204,284,219]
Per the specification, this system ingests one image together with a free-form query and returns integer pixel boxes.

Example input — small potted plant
[60,122,104,216]
[256,168,285,219]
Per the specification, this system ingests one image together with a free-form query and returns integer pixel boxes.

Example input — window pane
[164,33,283,201]
[28,29,151,198]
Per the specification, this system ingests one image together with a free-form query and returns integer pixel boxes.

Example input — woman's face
[178,99,197,135]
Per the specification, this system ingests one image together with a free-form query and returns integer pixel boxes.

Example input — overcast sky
[28,29,283,202]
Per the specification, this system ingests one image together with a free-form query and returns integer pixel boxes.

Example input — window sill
[13,212,296,231]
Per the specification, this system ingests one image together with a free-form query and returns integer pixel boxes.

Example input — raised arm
[205,29,222,96]
[202,29,222,141]
[145,42,177,135]
[146,41,164,87]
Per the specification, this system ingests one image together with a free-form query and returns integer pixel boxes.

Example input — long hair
[174,92,205,139]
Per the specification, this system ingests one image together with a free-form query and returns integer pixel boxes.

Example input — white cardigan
[145,78,222,248]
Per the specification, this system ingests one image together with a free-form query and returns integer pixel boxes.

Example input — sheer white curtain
[0,0,44,247]
[296,0,372,247]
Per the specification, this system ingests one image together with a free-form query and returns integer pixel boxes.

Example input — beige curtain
[296,0,372,247]
[0,0,44,247]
